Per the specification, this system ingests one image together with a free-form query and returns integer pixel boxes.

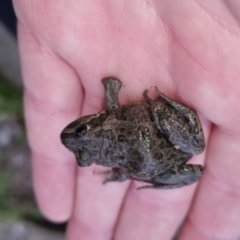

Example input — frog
[60,77,205,189]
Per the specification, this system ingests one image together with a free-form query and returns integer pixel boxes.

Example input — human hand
[13,1,240,239]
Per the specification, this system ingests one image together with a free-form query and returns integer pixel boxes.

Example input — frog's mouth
[60,130,78,151]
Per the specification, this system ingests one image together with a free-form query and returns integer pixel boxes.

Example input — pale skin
[13,1,240,239]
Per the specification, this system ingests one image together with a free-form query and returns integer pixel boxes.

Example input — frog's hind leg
[137,164,204,190]
[155,87,202,131]
[154,87,205,155]
[138,182,187,190]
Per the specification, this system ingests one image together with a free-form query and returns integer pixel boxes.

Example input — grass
[0,75,64,230]
[0,73,23,120]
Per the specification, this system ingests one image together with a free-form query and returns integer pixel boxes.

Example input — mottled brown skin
[61,77,205,189]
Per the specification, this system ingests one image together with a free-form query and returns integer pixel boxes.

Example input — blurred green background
[0,73,36,221]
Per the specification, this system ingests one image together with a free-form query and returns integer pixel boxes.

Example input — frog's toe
[100,167,129,184]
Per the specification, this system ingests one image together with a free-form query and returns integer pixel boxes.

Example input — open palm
[13,1,240,239]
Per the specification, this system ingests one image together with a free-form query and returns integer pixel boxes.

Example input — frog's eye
[75,124,89,138]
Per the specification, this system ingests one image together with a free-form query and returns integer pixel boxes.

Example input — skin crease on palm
[12,0,240,239]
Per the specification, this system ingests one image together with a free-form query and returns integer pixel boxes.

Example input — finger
[114,179,198,239]
[18,24,82,222]
[179,128,240,239]
[65,92,131,240]
[113,118,208,240]
[66,166,130,240]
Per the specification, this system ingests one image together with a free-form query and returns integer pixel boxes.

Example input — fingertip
[32,153,76,222]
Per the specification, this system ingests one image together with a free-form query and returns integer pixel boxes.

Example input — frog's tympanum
[61,77,205,189]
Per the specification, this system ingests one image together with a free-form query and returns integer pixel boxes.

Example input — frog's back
[82,102,191,178]
[111,102,192,178]
[121,102,152,124]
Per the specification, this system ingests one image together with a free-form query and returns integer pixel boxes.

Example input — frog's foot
[138,164,204,190]
[137,182,188,190]
[102,77,122,112]
[99,167,129,184]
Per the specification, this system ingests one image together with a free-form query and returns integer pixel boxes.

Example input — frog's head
[60,111,108,166]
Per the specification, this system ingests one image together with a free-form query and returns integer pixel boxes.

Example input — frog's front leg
[138,164,204,190]
[102,167,129,184]
[102,77,122,112]
[144,88,205,155]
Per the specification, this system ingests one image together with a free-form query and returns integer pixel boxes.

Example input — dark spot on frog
[118,134,125,142]
[102,129,115,141]
[153,151,163,160]
[120,127,126,133]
